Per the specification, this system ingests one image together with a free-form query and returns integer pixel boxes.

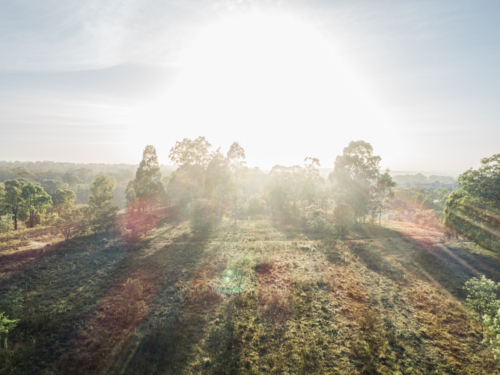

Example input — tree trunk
[217,186,221,222]
[13,214,17,230]
[234,192,237,224]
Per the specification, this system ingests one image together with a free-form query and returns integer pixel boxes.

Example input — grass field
[1,213,500,374]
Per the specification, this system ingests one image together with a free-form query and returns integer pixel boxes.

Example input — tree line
[0,138,400,240]
[125,138,397,235]
[2,137,498,249]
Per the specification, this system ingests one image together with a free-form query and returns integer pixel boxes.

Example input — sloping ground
[0,226,62,256]
[1,217,499,374]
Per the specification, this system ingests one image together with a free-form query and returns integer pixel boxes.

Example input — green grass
[1,216,499,374]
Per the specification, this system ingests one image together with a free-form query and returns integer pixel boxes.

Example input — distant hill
[0,160,175,176]
[318,168,461,182]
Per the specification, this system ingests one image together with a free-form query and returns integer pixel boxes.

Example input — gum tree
[227,142,246,224]
[21,182,52,228]
[87,174,118,238]
[0,180,25,230]
[330,141,394,224]
[131,145,164,213]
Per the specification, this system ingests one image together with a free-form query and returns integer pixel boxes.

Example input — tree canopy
[129,145,164,212]
[87,174,119,237]
[0,180,26,230]
[21,182,52,228]
[330,141,394,223]
[444,154,500,251]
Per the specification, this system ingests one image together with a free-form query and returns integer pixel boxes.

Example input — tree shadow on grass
[94,228,216,375]
[349,223,406,240]
[0,210,202,375]
[0,237,131,375]
[351,222,500,299]
[397,233,500,299]
[326,222,500,300]
[345,240,410,285]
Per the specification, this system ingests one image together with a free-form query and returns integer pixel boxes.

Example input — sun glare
[136,11,382,166]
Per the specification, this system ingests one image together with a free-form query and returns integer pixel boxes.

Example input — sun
[137,11,381,167]
[173,12,349,117]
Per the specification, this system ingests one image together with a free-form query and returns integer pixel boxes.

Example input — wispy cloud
[0,0,203,71]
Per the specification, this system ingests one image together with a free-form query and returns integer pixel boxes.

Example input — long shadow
[0,240,70,278]
[359,223,500,299]
[349,223,408,240]
[326,223,500,300]
[399,234,500,299]
[103,228,215,375]
[0,236,131,375]
[345,240,409,285]
[1,209,182,375]
[204,296,248,375]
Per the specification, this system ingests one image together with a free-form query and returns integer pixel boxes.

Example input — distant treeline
[0,162,174,208]
[392,173,456,185]
[0,160,174,175]
[2,144,497,256]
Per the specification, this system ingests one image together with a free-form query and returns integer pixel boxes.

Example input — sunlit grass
[1,215,499,374]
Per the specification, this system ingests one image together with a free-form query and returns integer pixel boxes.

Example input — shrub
[190,199,215,232]
[0,287,23,319]
[332,203,352,239]
[306,205,333,235]
[0,287,22,349]
[0,313,18,349]
[463,275,500,319]
[42,213,58,227]
[463,276,500,363]
[0,216,13,241]
[482,311,500,362]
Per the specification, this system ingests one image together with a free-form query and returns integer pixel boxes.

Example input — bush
[482,311,500,362]
[0,287,23,319]
[42,213,58,227]
[306,205,333,235]
[190,199,215,232]
[0,313,18,348]
[0,287,23,349]
[463,276,500,363]
[332,203,352,239]
[463,275,500,319]
[0,216,13,241]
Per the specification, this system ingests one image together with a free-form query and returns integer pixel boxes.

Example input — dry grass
[1,216,500,374]
[257,259,292,325]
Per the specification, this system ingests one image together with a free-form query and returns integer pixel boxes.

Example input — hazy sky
[1,0,499,172]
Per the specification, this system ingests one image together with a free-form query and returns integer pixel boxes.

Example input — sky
[1,0,500,172]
